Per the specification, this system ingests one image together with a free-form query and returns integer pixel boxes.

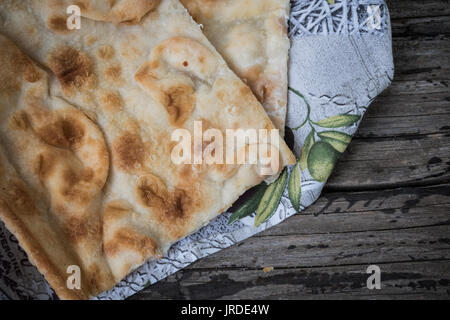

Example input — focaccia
[0,0,295,299]
[180,0,291,135]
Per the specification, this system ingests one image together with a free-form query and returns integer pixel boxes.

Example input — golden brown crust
[113,131,146,171]
[48,47,97,94]
[104,228,158,257]
[100,90,124,112]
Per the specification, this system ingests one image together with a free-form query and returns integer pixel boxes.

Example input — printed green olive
[308,141,340,182]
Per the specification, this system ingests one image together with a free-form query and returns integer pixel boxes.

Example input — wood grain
[132,185,450,299]
[388,0,450,19]
[132,0,450,300]
[131,261,450,300]
[327,133,450,189]
[393,36,450,82]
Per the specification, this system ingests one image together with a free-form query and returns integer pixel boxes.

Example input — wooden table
[132,0,450,300]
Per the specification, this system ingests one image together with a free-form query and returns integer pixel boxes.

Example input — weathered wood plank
[393,35,450,81]
[387,0,450,19]
[344,30,450,182]
[357,113,450,138]
[327,133,450,189]
[267,184,450,235]
[381,79,449,96]
[132,260,450,300]
[189,225,449,269]
[392,16,450,37]
[133,185,450,299]
[389,8,450,86]
[357,90,450,138]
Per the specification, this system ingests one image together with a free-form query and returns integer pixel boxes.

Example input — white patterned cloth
[0,0,393,300]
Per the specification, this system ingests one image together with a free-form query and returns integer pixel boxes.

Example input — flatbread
[180,0,291,135]
[0,0,295,299]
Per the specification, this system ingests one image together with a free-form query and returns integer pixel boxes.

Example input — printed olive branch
[289,87,359,133]
[228,87,362,226]
[289,87,312,131]
[228,169,288,227]
[289,87,361,182]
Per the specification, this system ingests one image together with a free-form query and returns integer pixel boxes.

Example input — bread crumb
[263,266,274,273]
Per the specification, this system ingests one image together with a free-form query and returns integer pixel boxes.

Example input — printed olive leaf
[255,169,288,227]
[288,161,302,212]
[228,183,268,224]
[299,131,315,171]
[318,131,352,153]
[314,114,361,128]
[327,0,335,4]
[308,141,340,182]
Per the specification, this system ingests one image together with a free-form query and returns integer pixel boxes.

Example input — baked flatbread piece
[180,0,291,135]
[0,0,295,299]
